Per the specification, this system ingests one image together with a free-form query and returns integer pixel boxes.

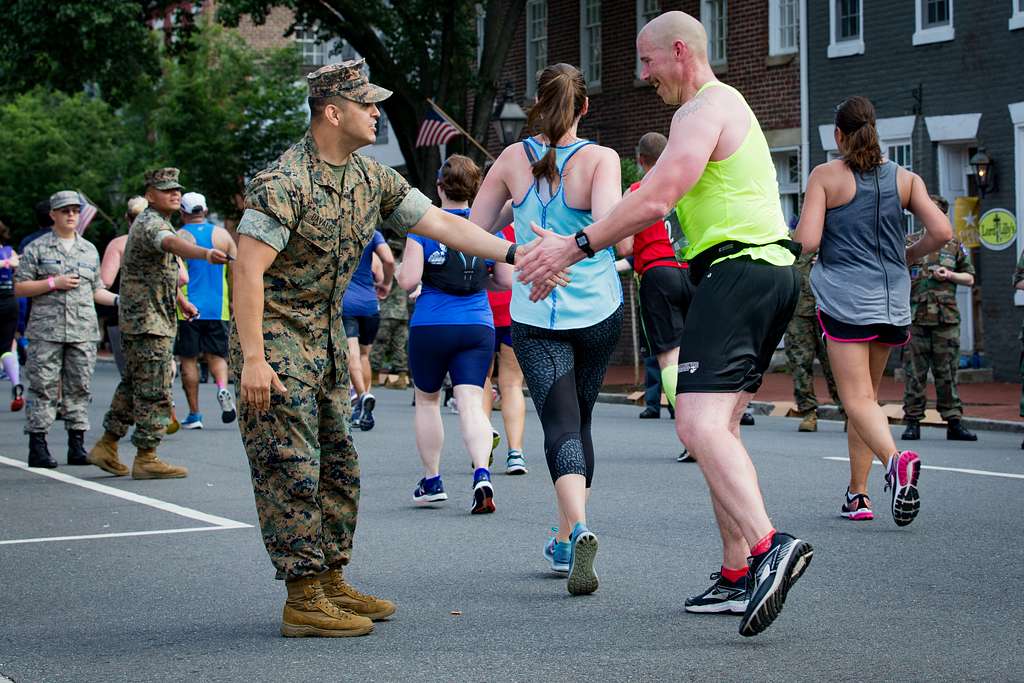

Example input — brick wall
[233,7,294,50]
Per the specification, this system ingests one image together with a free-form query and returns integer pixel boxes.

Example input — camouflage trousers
[237,371,359,580]
[370,318,408,374]
[902,323,962,420]
[785,315,840,413]
[102,333,174,449]
[25,339,97,433]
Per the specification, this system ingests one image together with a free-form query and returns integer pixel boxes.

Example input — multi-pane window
[773,150,801,227]
[887,142,915,233]
[769,0,799,55]
[636,0,660,77]
[526,0,548,96]
[295,29,327,66]
[914,0,954,44]
[702,0,727,65]
[836,0,860,41]
[923,0,950,27]
[580,0,602,87]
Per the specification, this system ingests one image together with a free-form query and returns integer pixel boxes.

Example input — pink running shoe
[885,450,921,526]
[840,489,874,520]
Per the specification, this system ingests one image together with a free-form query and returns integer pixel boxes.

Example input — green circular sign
[978,208,1017,251]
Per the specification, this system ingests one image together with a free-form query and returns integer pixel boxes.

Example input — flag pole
[76,191,117,226]
[427,98,495,162]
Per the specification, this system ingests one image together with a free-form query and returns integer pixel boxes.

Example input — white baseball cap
[181,192,207,214]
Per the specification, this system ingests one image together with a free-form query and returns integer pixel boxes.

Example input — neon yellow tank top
[675,82,794,268]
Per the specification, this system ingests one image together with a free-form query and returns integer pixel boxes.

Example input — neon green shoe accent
[660,365,678,409]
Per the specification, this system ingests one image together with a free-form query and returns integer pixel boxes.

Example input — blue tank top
[511,137,622,329]
[342,230,385,317]
[0,245,13,297]
[180,222,229,321]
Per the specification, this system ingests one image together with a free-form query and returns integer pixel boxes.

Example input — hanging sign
[978,208,1017,251]
[953,196,980,248]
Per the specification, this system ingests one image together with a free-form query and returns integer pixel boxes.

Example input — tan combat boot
[131,448,188,479]
[87,432,129,476]
[281,575,374,638]
[322,569,397,621]
[798,411,818,433]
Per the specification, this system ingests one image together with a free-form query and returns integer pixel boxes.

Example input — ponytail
[525,63,587,184]
[834,95,884,174]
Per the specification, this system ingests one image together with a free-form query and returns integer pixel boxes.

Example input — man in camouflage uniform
[231,60,519,637]
[370,234,409,384]
[784,252,841,432]
[88,168,229,479]
[901,195,977,441]
[14,191,119,468]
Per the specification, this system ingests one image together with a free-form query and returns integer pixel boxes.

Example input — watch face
[576,234,587,247]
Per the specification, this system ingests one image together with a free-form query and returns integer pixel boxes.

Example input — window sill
[912,26,955,46]
[827,39,864,58]
[711,61,728,76]
[1010,14,1024,31]
[765,52,796,67]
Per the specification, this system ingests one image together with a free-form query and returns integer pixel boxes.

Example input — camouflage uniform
[231,61,430,580]
[101,195,181,449]
[902,233,974,421]
[16,229,102,433]
[370,236,409,374]
[784,253,840,413]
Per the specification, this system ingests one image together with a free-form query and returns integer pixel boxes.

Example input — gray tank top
[810,161,910,326]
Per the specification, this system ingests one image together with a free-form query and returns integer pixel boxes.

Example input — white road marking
[0,526,244,546]
[0,455,252,541]
[822,456,1024,480]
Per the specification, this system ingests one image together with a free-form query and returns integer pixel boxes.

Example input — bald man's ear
[673,39,687,58]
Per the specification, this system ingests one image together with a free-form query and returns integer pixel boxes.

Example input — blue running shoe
[413,476,448,505]
[471,468,495,514]
[543,528,570,573]
[350,399,363,428]
[505,449,528,475]
[182,412,204,430]
[567,522,599,596]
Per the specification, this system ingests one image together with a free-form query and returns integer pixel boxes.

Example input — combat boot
[321,568,396,621]
[88,432,128,476]
[946,418,977,442]
[67,430,89,466]
[798,411,818,433]
[131,448,188,479]
[901,420,920,441]
[28,432,57,469]
[281,575,374,638]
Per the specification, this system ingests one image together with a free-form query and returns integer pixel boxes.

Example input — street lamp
[492,82,527,146]
[969,147,995,197]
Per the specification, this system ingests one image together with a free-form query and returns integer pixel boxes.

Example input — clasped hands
[514,222,584,301]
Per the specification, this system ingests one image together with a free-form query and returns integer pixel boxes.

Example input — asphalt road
[1,363,1021,682]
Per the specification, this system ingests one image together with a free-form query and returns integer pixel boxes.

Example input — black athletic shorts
[677,256,800,394]
[174,319,229,358]
[817,309,910,347]
[343,314,381,346]
[639,265,695,355]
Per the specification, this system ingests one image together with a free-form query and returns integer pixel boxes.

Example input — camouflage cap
[307,59,392,103]
[144,167,184,191]
[49,190,82,210]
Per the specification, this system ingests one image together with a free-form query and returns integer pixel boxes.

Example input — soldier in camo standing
[14,191,119,468]
[901,195,977,441]
[784,252,842,432]
[231,60,521,638]
[88,168,229,479]
[370,235,410,386]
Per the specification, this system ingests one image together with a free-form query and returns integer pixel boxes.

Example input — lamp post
[492,82,527,146]
[969,147,995,197]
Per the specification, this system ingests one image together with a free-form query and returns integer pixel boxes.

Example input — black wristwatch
[504,243,518,265]
[574,229,595,258]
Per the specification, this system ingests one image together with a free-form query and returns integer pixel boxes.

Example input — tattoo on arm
[674,96,706,121]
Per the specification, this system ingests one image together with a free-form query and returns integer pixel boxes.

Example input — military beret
[307,58,392,103]
[49,190,82,210]
[145,167,184,191]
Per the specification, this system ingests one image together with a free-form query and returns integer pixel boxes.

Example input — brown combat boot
[322,569,397,621]
[281,575,374,638]
[798,411,818,432]
[88,432,129,476]
[131,448,188,479]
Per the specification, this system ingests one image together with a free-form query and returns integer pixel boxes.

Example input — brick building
[807,1,1024,380]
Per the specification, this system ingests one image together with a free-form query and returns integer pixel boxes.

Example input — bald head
[638,11,708,62]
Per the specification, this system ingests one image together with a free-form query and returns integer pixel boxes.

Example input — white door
[937,143,974,353]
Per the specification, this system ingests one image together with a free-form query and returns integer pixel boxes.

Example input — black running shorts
[342,314,381,346]
[817,309,909,347]
[639,265,694,355]
[174,319,229,358]
[677,256,800,394]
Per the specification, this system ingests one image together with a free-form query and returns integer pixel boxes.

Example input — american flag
[415,105,460,148]
[75,193,98,235]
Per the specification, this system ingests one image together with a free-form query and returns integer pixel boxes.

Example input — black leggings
[0,296,17,354]
[512,306,622,487]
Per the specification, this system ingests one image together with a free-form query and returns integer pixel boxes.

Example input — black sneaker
[638,407,660,419]
[740,410,755,426]
[738,532,813,637]
[684,572,749,614]
[676,448,696,463]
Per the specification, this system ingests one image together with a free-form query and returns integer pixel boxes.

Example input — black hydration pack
[422,243,488,296]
